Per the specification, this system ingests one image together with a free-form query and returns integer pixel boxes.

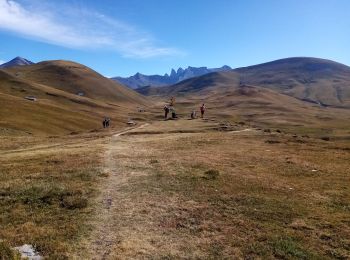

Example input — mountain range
[138,57,350,108]
[112,65,231,89]
[1,56,350,135]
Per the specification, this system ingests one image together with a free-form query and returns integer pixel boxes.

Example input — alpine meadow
[0,0,350,259]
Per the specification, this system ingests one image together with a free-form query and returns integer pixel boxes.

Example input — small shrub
[98,172,110,178]
[20,185,70,206]
[265,140,280,144]
[61,196,88,210]
[203,169,220,180]
[150,159,159,164]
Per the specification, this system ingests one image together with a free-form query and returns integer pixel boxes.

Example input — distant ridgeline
[111,65,232,89]
[136,57,350,109]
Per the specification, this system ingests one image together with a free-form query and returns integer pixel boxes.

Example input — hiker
[200,103,206,118]
[171,107,177,119]
[191,110,196,119]
[164,105,170,120]
[103,117,110,128]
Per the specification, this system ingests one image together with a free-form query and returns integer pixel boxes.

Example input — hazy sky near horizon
[0,0,349,77]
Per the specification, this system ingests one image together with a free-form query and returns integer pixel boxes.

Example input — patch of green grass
[18,184,71,206]
[271,236,314,259]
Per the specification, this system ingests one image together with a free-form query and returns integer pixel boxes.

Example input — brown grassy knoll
[236,57,350,108]
[0,61,148,135]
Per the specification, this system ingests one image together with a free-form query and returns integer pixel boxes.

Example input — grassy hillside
[5,60,146,104]
[236,57,350,108]
[141,73,350,137]
[0,61,148,135]
[139,57,350,108]
[137,58,350,137]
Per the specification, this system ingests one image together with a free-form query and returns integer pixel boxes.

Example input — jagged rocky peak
[177,67,184,74]
[112,64,232,89]
[170,69,177,77]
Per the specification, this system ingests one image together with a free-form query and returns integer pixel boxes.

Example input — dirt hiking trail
[76,119,254,259]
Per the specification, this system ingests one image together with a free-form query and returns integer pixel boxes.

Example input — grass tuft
[202,169,220,180]
[271,237,311,259]
[0,241,21,260]
[60,196,88,210]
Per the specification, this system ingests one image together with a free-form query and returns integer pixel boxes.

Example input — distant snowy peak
[0,57,34,68]
[112,65,232,89]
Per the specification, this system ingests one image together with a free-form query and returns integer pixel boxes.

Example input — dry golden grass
[1,106,349,259]
[0,130,117,258]
[0,61,148,135]
[72,119,350,259]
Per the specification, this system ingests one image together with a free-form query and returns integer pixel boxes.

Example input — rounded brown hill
[6,60,147,105]
[236,57,350,107]
[1,61,148,135]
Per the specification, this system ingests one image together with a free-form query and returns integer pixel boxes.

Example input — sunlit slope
[236,57,350,107]
[141,68,350,135]
[5,60,147,105]
[0,62,148,135]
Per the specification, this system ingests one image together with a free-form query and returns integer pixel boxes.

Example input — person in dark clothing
[171,107,177,119]
[164,105,169,120]
[200,103,206,118]
[103,117,111,128]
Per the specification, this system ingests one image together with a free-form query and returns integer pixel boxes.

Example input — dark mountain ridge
[112,65,232,89]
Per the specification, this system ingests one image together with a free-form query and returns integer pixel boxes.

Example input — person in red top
[200,103,206,118]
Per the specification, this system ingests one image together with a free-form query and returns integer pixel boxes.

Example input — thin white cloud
[0,60,5,65]
[0,0,184,58]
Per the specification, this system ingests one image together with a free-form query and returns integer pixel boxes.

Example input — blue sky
[0,0,349,77]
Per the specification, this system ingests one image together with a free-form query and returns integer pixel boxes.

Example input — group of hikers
[102,117,111,128]
[102,98,206,129]
[163,98,206,120]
